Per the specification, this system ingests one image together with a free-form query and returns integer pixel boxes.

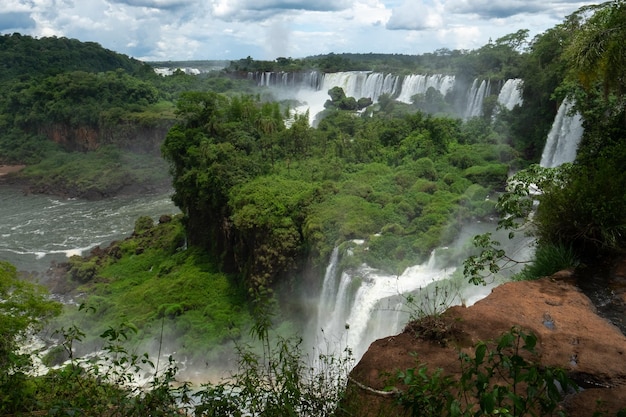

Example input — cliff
[40,120,175,154]
[346,266,626,416]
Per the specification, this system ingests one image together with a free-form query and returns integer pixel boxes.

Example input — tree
[565,1,626,99]
[0,261,61,414]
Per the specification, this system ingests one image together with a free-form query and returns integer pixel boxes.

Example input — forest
[1,0,626,415]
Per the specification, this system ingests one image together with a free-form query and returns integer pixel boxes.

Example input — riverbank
[0,164,26,176]
[0,152,172,200]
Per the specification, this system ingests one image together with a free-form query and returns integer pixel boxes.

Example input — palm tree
[566,1,626,98]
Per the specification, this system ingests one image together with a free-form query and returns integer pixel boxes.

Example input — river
[0,185,179,275]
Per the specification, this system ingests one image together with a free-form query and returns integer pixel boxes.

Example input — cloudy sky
[1,0,598,62]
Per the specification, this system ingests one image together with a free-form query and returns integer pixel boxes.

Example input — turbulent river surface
[0,186,179,275]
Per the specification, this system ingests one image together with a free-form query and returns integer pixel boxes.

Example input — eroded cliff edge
[346,268,626,416]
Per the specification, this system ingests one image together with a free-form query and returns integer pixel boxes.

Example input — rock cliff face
[346,270,626,416]
[40,121,174,154]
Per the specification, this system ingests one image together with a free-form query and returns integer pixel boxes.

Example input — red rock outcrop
[346,271,626,416]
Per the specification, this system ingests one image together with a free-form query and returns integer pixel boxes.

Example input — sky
[0,0,600,62]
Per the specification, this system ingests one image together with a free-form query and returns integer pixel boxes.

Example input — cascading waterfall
[496,78,523,110]
[394,74,455,104]
[310,217,536,363]
[464,79,491,119]
[254,70,521,125]
[540,98,584,168]
[319,72,399,103]
[313,247,457,361]
[253,71,322,89]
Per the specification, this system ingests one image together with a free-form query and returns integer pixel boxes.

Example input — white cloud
[444,0,544,19]
[211,0,353,21]
[437,25,482,50]
[0,0,601,60]
[386,0,444,30]
[108,0,195,10]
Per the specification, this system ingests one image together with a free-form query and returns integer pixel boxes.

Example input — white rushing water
[313,248,456,361]
[0,186,179,273]
[464,79,491,119]
[309,224,535,362]
[394,74,455,104]
[256,71,512,124]
[497,79,523,110]
[540,98,584,168]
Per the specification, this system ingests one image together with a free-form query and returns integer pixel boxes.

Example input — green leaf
[475,342,487,365]
[481,391,496,414]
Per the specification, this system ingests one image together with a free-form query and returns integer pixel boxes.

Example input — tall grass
[514,243,579,281]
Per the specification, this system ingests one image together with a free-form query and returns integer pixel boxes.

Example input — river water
[0,185,179,275]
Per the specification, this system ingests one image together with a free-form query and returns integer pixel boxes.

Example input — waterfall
[540,99,584,168]
[316,247,341,329]
[308,222,534,362]
[319,72,400,102]
[497,79,523,110]
[314,248,457,361]
[464,79,491,119]
[252,71,322,89]
[395,74,455,104]
[254,71,521,126]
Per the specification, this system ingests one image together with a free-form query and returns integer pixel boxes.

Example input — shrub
[514,243,579,281]
[195,335,354,417]
[67,256,98,283]
[390,327,575,417]
[134,215,155,234]
[463,163,509,188]
[536,160,626,255]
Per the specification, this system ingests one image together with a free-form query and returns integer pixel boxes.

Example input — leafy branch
[464,164,568,285]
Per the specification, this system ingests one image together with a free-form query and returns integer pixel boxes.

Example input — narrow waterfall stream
[540,99,584,168]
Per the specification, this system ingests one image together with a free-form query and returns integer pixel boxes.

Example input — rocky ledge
[346,270,626,416]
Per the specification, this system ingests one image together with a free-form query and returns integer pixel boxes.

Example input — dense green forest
[0,33,256,197]
[1,0,626,414]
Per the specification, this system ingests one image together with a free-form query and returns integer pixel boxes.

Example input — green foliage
[462,163,509,188]
[18,146,171,198]
[161,84,522,284]
[463,164,569,285]
[230,176,320,289]
[134,215,155,234]
[55,216,249,360]
[565,1,626,99]
[5,70,159,129]
[0,130,62,165]
[0,33,150,84]
[391,327,575,417]
[195,335,354,417]
[0,261,62,415]
[535,158,626,254]
[67,256,98,283]
[514,243,579,281]
[463,233,509,286]
[35,318,194,416]
[324,86,371,111]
